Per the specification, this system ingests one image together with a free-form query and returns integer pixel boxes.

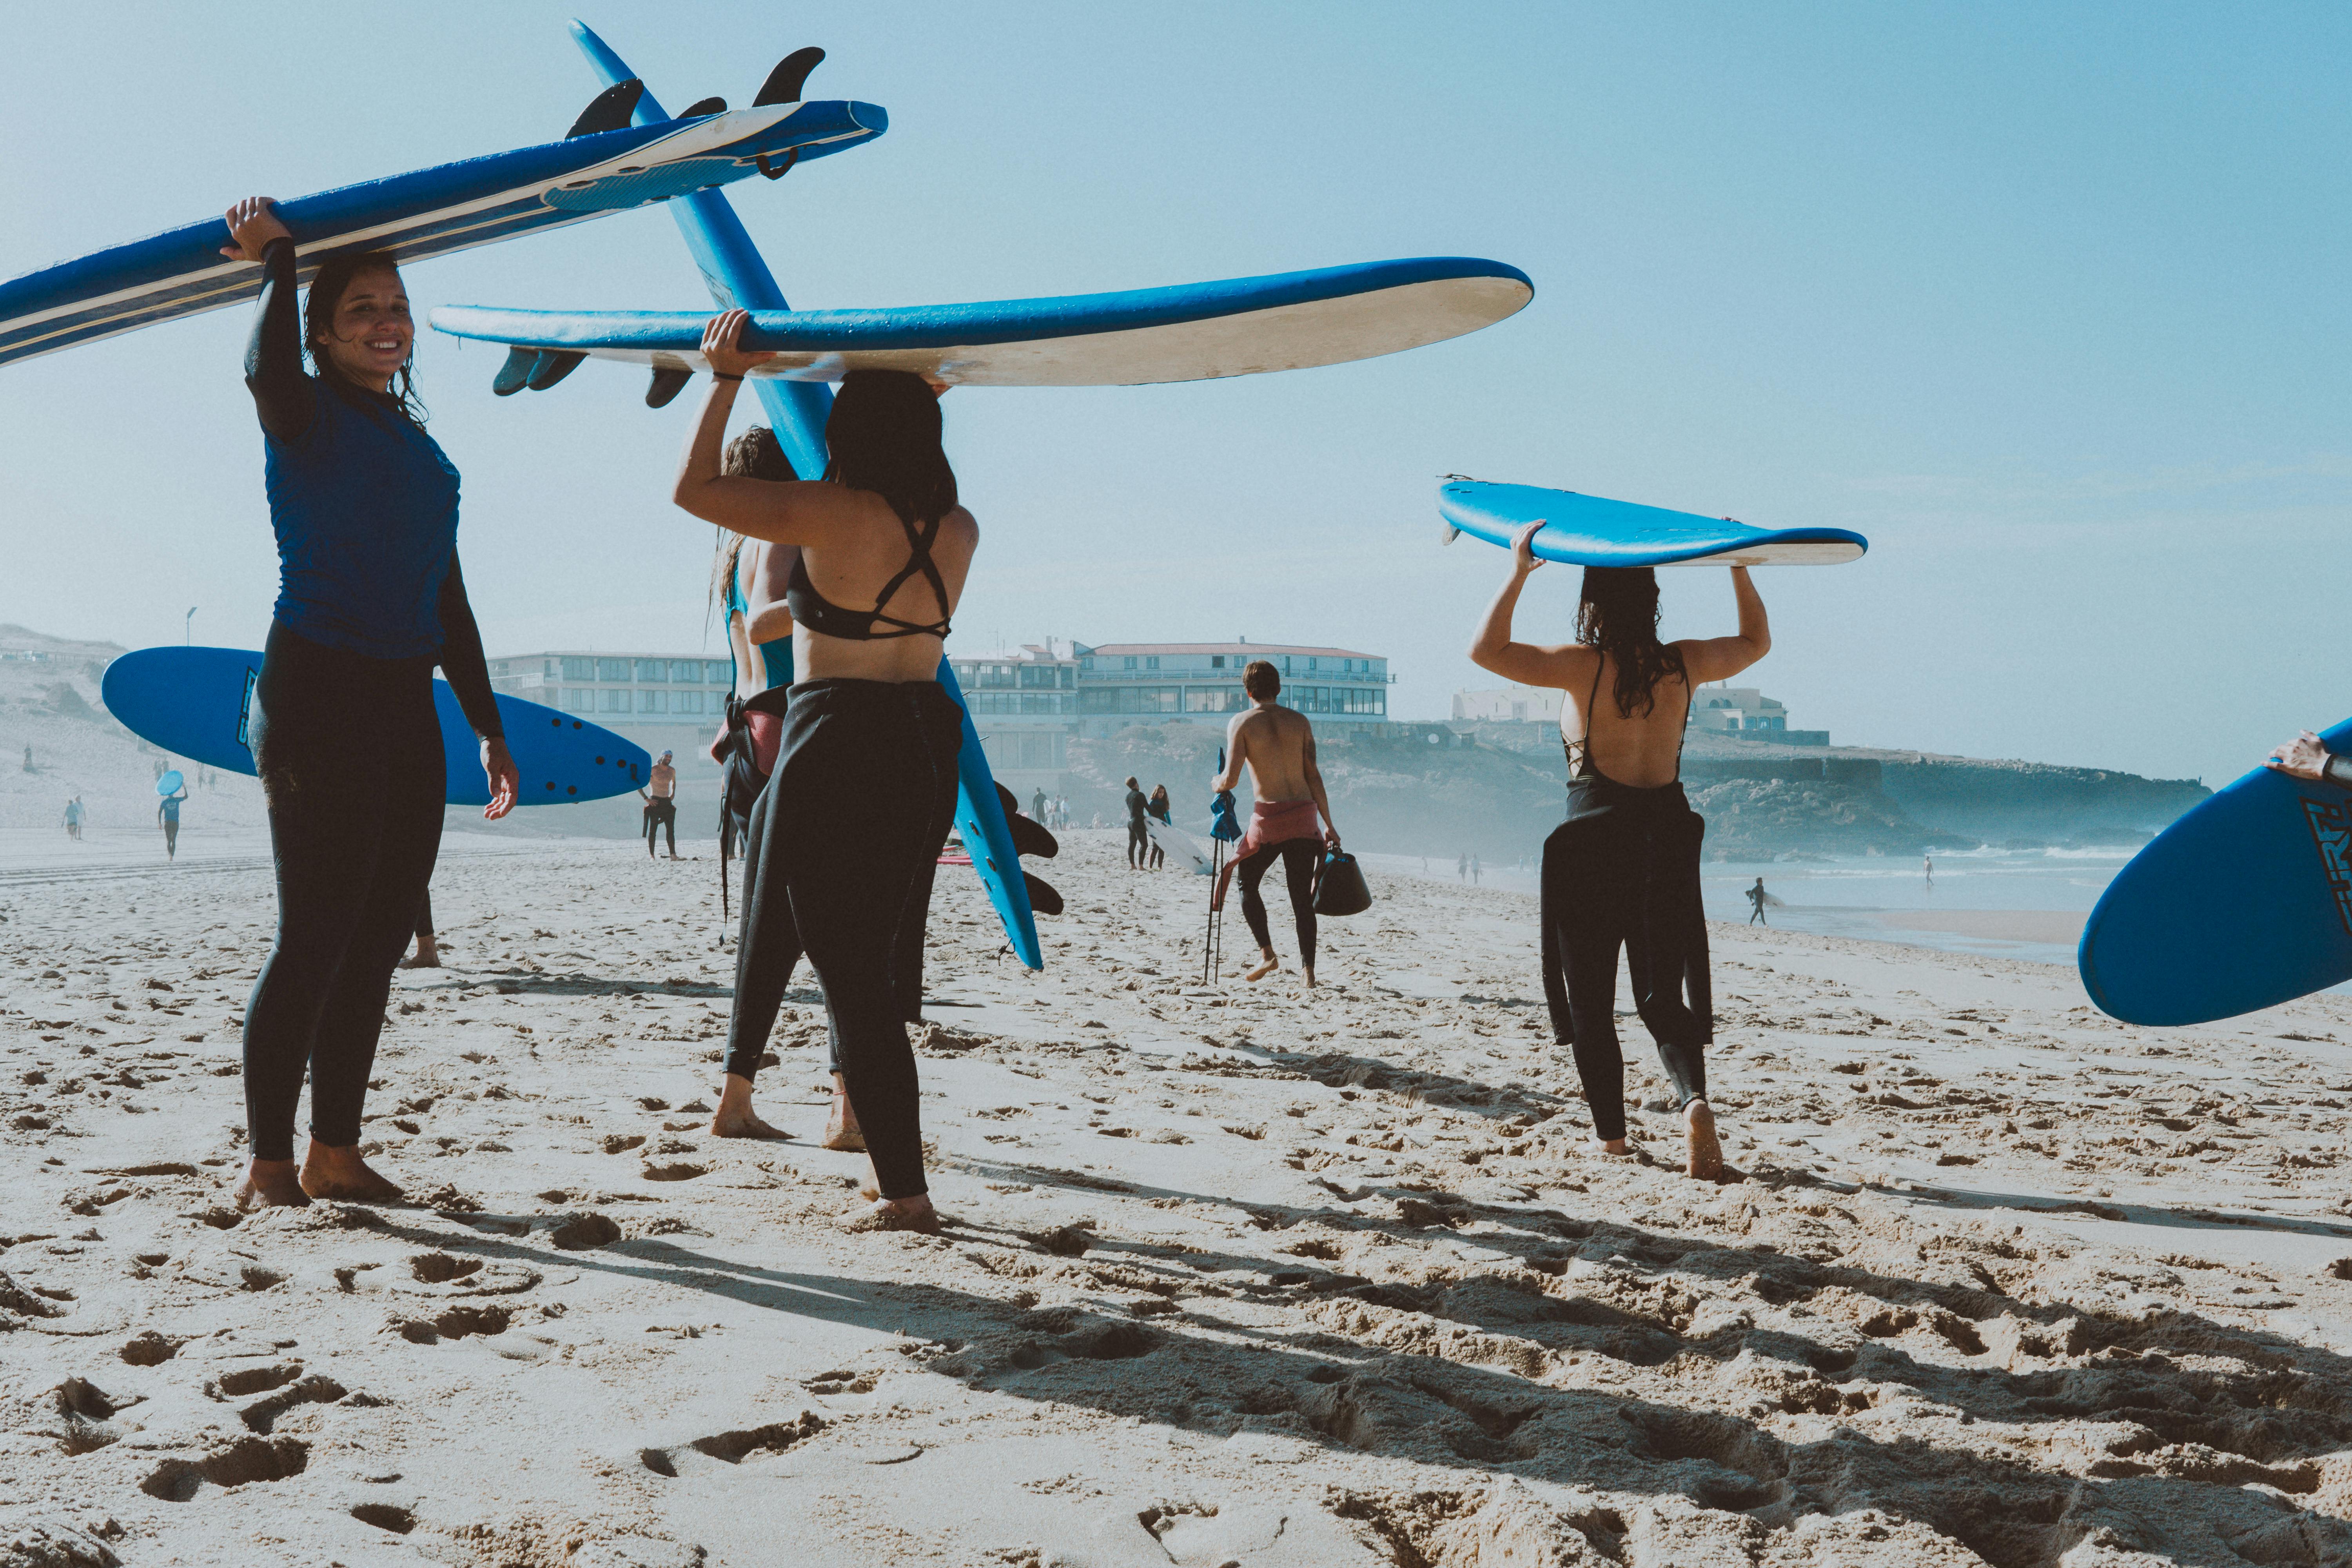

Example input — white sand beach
[4,827,2350,1566]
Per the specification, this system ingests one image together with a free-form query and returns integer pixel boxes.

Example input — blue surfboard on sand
[2079,723,2352,1025]
[1439,480,1867,568]
[570,21,1051,968]
[0,96,883,370]
[430,256,1534,390]
[102,646,647,808]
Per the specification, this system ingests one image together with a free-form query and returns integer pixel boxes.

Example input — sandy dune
[3,828,2350,1566]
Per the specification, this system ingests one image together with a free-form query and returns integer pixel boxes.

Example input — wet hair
[1575,566,1687,718]
[708,426,801,618]
[1243,659,1281,700]
[823,369,956,526]
[303,250,424,423]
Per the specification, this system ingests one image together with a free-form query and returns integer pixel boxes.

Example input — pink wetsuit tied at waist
[1212,799,1323,911]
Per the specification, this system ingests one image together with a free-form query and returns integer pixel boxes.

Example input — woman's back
[1561,650,1693,789]
[786,487,977,684]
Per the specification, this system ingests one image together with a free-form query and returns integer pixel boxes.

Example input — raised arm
[671,310,859,544]
[226,199,316,445]
[1678,566,1771,683]
[1467,522,1592,689]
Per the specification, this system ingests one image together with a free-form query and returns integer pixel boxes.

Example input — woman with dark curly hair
[1469,522,1768,1181]
[216,197,517,1209]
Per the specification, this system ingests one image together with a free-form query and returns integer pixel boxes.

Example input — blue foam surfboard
[155,769,184,797]
[2079,723,2352,1025]
[1439,480,1867,568]
[101,646,647,808]
[0,97,884,370]
[430,256,1534,389]
[571,22,1047,968]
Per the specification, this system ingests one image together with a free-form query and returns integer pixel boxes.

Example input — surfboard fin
[526,349,586,391]
[567,79,645,139]
[754,47,825,107]
[646,366,693,408]
[1023,871,1065,918]
[678,96,728,119]
[1441,525,1460,544]
[492,345,537,397]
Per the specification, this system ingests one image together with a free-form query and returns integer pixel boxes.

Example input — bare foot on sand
[1594,1137,1632,1157]
[1244,951,1279,983]
[842,1195,942,1234]
[299,1142,403,1203]
[397,943,439,969]
[1301,966,1317,989]
[823,1077,866,1152]
[710,1073,790,1140]
[232,1158,310,1209]
[1684,1100,1729,1182]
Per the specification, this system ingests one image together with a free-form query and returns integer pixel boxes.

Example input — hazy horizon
[5,2,2346,794]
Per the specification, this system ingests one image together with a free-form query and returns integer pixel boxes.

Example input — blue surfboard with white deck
[102,646,647,807]
[0,95,882,370]
[2079,723,2352,1026]
[1439,480,1867,568]
[568,20,1052,967]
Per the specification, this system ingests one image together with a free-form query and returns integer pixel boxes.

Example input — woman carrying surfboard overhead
[217,198,518,1210]
[1468,522,1769,1182]
[674,310,976,1234]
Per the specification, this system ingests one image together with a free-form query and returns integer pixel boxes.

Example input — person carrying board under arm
[1470,521,1769,1183]
[218,198,517,1210]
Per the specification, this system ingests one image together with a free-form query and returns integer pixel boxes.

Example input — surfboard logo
[237,668,258,753]
[2298,794,2352,935]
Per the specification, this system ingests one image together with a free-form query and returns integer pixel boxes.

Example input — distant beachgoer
[1210,660,1340,987]
[1923,854,1933,884]
[219,196,518,1210]
[398,890,439,969]
[1030,786,1047,820]
[641,750,681,859]
[1469,519,1770,1182]
[1746,878,1768,925]
[1147,784,1171,869]
[674,312,973,1232]
[23,744,33,773]
[1471,853,1482,886]
[158,780,187,860]
[62,797,83,841]
[1124,776,1150,869]
[1091,811,1103,830]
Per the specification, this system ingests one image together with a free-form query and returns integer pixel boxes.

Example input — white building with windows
[1453,682,1827,744]
[485,652,735,777]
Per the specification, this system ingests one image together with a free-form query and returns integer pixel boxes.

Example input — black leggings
[1238,837,1319,969]
[1127,820,1148,867]
[1540,780,1711,1143]
[243,622,444,1161]
[724,679,962,1198]
[645,797,676,856]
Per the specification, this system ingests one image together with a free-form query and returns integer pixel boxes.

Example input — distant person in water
[218,197,517,1210]
[62,797,83,840]
[158,779,187,860]
[1747,878,1768,925]
[1923,854,1933,884]
[1470,520,1770,1183]
[1124,775,1150,869]
[1210,660,1340,987]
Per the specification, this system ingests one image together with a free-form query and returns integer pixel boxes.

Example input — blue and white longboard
[429,256,1534,388]
[1439,480,1867,568]
[0,98,884,370]
[570,22,1050,968]
[102,646,648,808]
[2079,726,2348,1026]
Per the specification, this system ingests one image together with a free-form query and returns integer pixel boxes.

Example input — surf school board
[156,770,183,797]
[1438,481,1867,568]
[0,97,884,370]
[1148,818,1213,876]
[570,22,1047,969]
[431,256,1532,390]
[101,646,648,808]
[2079,721,2352,1025]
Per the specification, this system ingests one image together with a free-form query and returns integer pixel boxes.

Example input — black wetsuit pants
[724,679,962,1198]
[243,623,443,1161]
[645,797,676,856]
[1238,837,1319,969]
[1128,819,1148,867]
[1539,778,1712,1143]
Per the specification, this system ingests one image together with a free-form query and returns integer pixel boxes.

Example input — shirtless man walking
[641,751,681,860]
[1210,660,1339,986]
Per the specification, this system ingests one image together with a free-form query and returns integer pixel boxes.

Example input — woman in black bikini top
[1470,520,1769,1183]
[670,311,977,1234]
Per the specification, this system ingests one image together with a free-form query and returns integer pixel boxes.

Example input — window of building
[1308,658,1318,671]
[1186,687,1243,713]
[597,658,629,682]
[1210,655,1225,669]
[635,659,666,683]
[665,660,696,683]
[1145,656,1159,669]
[544,660,558,678]
[1059,667,1075,688]
[638,690,666,713]
[491,661,509,677]
[564,688,594,713]
[1343,688,1385,715]
[702,660,725,684]
[673,690,703,716]
[1123,656,1138,670]
[564,656,596,681]
[1019,663,1059,688]
[598,689,629,712]
[1080,686,1181,714]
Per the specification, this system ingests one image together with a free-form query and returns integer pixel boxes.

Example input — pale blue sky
[2,2,2346,789]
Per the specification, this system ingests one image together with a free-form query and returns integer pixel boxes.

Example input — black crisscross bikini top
[784,508,954,641]
[1563,654,1690,785]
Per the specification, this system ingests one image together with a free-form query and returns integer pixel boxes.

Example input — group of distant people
[1027,788,1074,831]
[1121,777,1174,870]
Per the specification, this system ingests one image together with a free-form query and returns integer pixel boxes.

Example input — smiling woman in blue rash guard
[218,196,518,1210]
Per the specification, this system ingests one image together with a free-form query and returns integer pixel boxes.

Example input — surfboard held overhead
[428,257,1534,391]
[1438,479,1867,568]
